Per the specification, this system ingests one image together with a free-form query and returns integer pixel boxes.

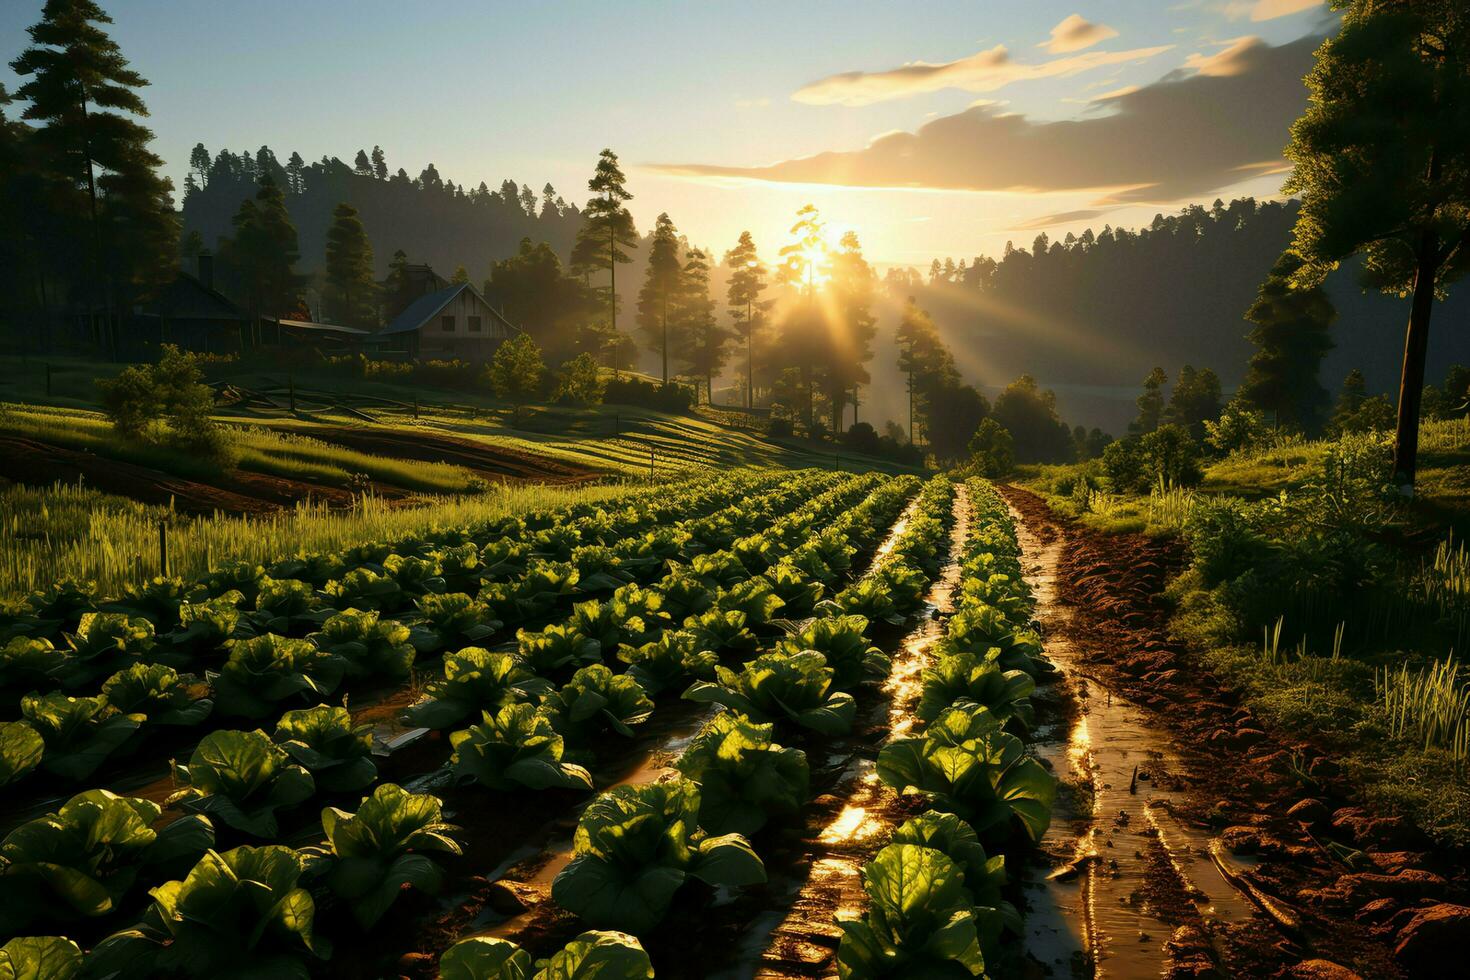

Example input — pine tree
[519,183,536,217]
[323,202,376,328]
[572,149,638,371]
[11,0,179,351]
[1239,251,1335,434]
[724,231,768,409]
[353,149,371,176]
[1163,365,1222,442]
[1131,368,1167,435]
[451,265,469,285]
[487,333,545,422]
[827,231,877,430]
[673,247,730,404]
[383,249,413,320]
[221,176,302,340]
[1283,1,1470,486]
[189,142,210,189]
[285,152,305,194]
[370,145,387,180]
[895,299,951,446]
[636,212,683,385]
[776,204,829,428]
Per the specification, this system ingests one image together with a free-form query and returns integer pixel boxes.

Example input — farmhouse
[364,277,518,361]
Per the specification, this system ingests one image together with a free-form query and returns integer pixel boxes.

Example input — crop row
[0,471,910,977]
[833,478,1056,979]
[435,476,961,976]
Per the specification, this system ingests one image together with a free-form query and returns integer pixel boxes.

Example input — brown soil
[276,424,602,484]
[998,484,1470,980]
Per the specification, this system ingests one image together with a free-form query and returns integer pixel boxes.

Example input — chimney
[197,252,214,291]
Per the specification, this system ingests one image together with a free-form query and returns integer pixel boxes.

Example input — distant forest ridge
[179,148,1469,432]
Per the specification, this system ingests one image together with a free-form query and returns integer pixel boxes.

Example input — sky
[0,0,1336,268]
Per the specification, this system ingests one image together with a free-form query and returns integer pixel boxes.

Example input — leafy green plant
[25,578,97,633]
[111,576,194,631]
[763,561,824,616]
[403,647,552,731]
[201,560,266,605]
[21,693,143,781]
[0,936,83,980]
[212,634,344,719]
[273,705,377,794]
[316,783,461,928]
[0,638,65,696]
[439,930,653,980]
[571,545,633,593]
[654,568,715,621]
[93,844,330,978]
[384,553,446,596]
[0,790,213,933]
[917,652,1036,731]
[323,568,404,613]
[482,561,579,624]
[830,577,907,626]
[101,663,213,727]
[414,592,501,654]
[437,543,488,594]
[715,578,785,626]
[251,577,319,633]
[683,608,759,655]
[551,779,765,934]
[516,624,601,674]
[674,711,809,836]
[448,703,593,791]
[59,612,154,686]
[617,630,718,697]
[876,729,1054,844]
[688,552,749,590]
[776,615,888,690]
[165,593,243,660]
[0,722,44,788]
[309,608,414,681]
[889,812,1021,952]
[541,665,654,742]
[937,605,1044,676]
[684,652,856,735]
[167,729,316,837]
[835,844,987,979]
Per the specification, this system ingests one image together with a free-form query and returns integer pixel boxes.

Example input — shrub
[967,418,1015,477]
[554,353,606,406]
[96,345,227,460]
[603,376,692,412]
[766,417,794,438]
[1205,398,1271,455]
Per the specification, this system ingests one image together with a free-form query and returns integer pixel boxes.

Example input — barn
[364,281,518,361]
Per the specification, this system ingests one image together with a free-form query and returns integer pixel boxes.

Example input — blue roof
[371,282,520,338]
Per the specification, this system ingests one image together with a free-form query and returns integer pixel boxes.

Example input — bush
[766,418,793,438]
[97,345,227,460]
[554,353,605,406]
[842,421,879,455]
[603,377,692,412]
[1103,424,1201,492]
[967,418,1015,477]
[1205,398,1271,455]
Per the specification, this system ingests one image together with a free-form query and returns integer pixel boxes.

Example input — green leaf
[0,936,83,980]
[534,930,653,980]
[689,834,766,887]
[439,937,532,980]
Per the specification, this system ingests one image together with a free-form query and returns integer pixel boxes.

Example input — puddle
[1010,499,1266,979]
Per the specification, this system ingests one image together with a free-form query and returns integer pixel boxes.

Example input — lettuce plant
[21,693,143,781]
[201,560,266,605]
[59,612,154,686]
[571,545,633,593]
[876,729,1055,844]
[95,845,330,979]
[616,630,718,697]
[482,561,579,624]
[480,538,531,578]
[323,568,404,613]
[540,664,654,743]
[683,608,758,656]
[437,543,488,593]
[268,551,345,588]
[917,652,1036,731]
[0,637,65,696]
[955,573,1032,624]
[804,529,856,578]
[0,790,213,933]
[384,553,446,596]
[439,930,653,980]
[829,578,907,626]
[732,533,777,574]
[687,552,748,590]
[165,593,243,661]
[414,592,501,654]
[714,578,784,627]
[762,561,824,617]
[0,722,43,788]
[531,525,580,561]
[273,705,377,793]
[111,575,194,631]
[101,663,213,727]
[167,729,315,837]
[516,623,601,674]
[653,568,714,621]
[684,652,856,736]
[776,615,888,690]
[835,843,987,979]
[25,578,97,633]
[936,605,1045,676]
[403,647,552,730]
[923,704,1003,747]
[448,704,592,791]
[310,608,415,681]
[0,936,83,980]
[890,812,1021,954]
[212,634,344,719]
[316,783,461,928]
[674,711,809,836]
[551,779,765,934]
[249,577,320,635]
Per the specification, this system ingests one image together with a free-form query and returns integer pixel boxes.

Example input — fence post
[413,396,420,420]
[158,519,170,577]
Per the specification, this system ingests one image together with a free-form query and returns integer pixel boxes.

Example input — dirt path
[272,424,602,484]
[1000,484,1467,980]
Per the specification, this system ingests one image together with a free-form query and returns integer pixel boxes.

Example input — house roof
[149,271,247,321]
[277,319,371,336]
[370,283,519,338]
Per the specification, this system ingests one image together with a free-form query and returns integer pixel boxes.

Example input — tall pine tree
[571,149,638,370]
[1239,251,1335,434]
[323,202,376,328]
[724,231,769,409]
[673,247,730,404]
[636,213,683,385]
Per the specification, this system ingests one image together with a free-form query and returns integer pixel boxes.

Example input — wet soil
[271,424,602,485]
[1000,484,1468,980]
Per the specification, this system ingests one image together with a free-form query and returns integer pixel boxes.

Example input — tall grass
[1376,654,1470,771]
[0,478,642,599]
[1420,534,1470,649]
[1146,484,1199,530]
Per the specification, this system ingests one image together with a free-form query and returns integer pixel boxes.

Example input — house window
[441,315,455,332]
[468,315,483,333]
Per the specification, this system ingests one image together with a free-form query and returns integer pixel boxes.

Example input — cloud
[1249,0,1321,21]
[1182,36,1266,76]
[653,34,1317,205]
[1041,14,1119,54]
[1010,208,1118,230]
[791,42,1173,107]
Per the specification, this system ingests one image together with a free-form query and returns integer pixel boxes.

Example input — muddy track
[270,425,602,484]
[1001,483,1468,980]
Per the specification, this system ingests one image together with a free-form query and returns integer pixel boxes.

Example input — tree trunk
[1392,232,1440,489]
[746,301,753,410]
